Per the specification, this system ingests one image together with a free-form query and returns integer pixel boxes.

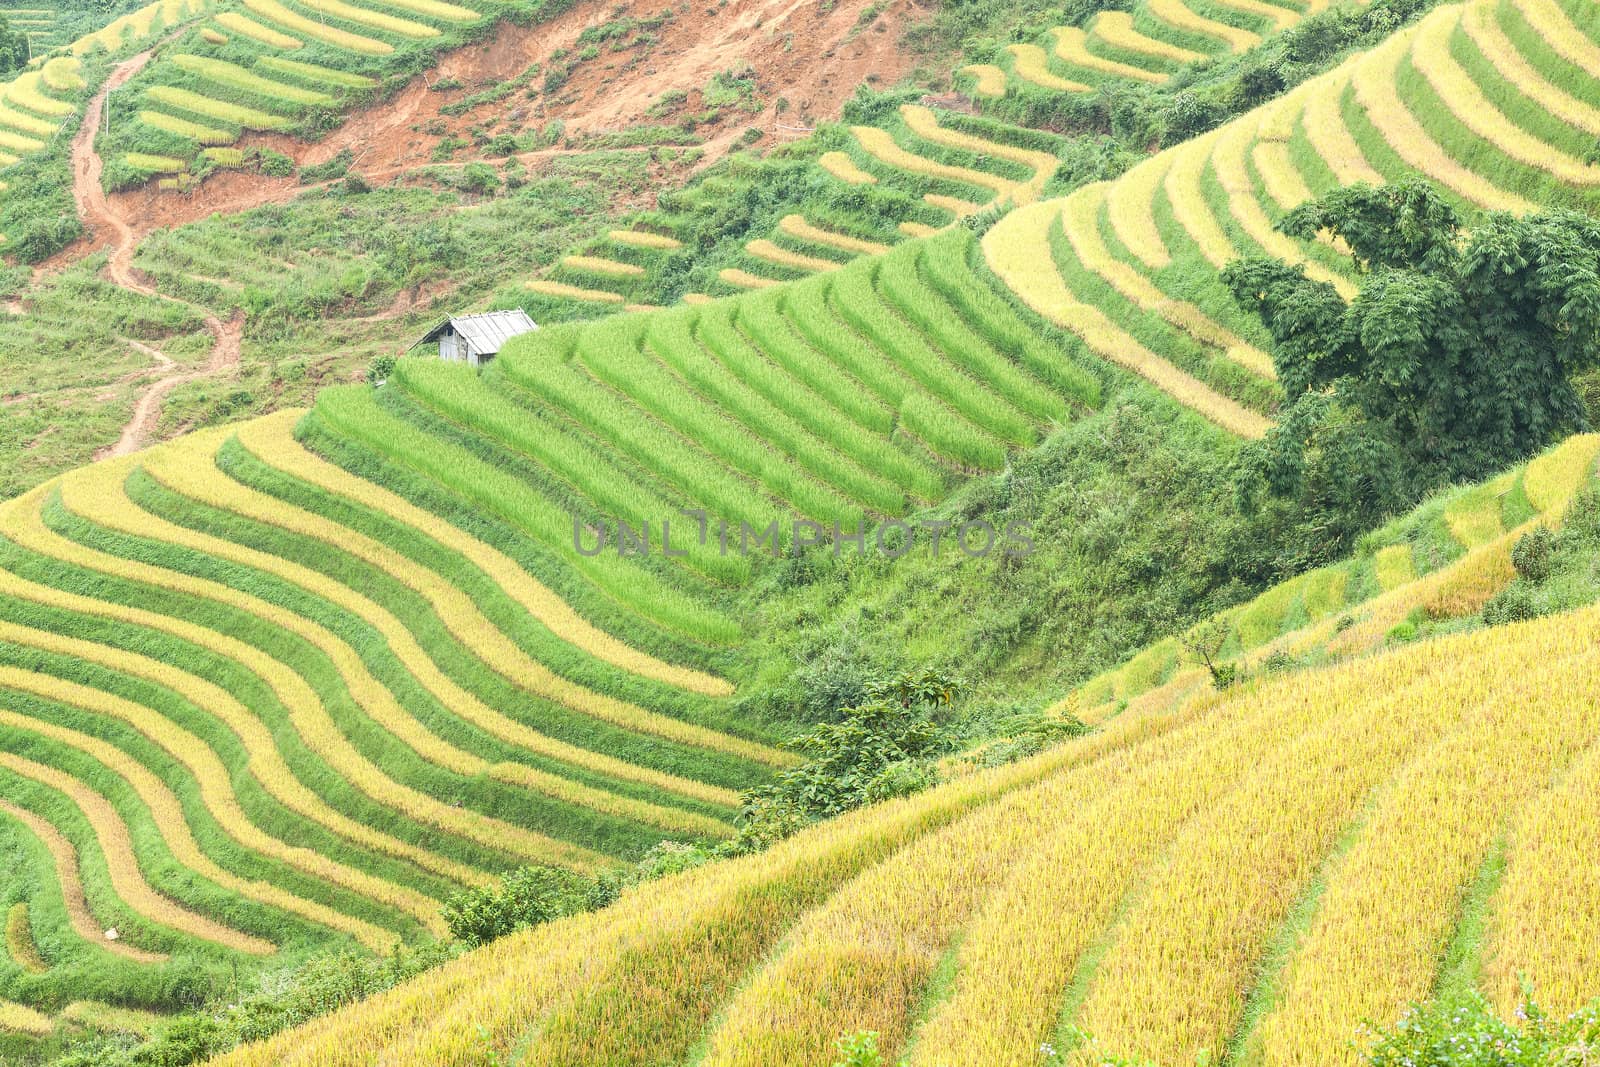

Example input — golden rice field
[196,431,1600,1065]
[982,0,1600,433]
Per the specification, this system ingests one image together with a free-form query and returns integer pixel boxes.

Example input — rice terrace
[3,0,1600,1057]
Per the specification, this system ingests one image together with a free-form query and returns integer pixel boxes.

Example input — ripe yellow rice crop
[526,278,624,303]
[777,214,889,256]
[123,440,731,846]
[140,436,767,772]
[1248,628,1600,1067]
[682,292,715,304]
[1212,108,1359,297]
[923,192,984,217]
[898,221,939,237]
[1145,0,1258,51]
[1299,67,1384,186]
[1162,132,1242,270]
[1104,151,1174,270]
[1484,727,1600,1015]
[900,104,1060,203]
[562,254,645,278]
[296,0,438,37]
[57,1001,165,1034]
[0,750,274,954]
[819,150,876,184]
[145,86,289,130]
[201,27,228,42]
[1092,12,1205,63]
[744,239,840,273]
[6,71,71,118]
[6,903,47,974]
[0,497,496,890]
[1060,183,1276,379]
[0,1000,51,1037]
[1409,8,1600,185]
[1004,43,1090,92]
[1521,430,1600,518]
[171,54,335,106]
[241,414,731,697]
[718,268,779,289]
[1251,139,1313,210]
[0,796,165,963]
[608,229,682,250]
[984,200,1271,438]
[852,125,1013,199]
[203,147,246,166]
[921,619,1508,1066]
[695,705,1214,1067]
[214,11,302,47]
[1460,1,1600,135]
[256,56,376,87]
[122,153,188,173]
[0,101,57,137]
[1077,620,1599,1067]
[41,57,85,92]
[0,694,402,952]
[1347,23,1537,213]
[242,0,393,53]
[0,604,455,926]
[140,110,235,146]
[1050,26,1166,82]
[363,0,479,21]
[960,63,1006,97]
[1511,0,1600,82]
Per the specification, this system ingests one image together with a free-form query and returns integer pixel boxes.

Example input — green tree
[1223,179,1600,553]
[0,14,29,74]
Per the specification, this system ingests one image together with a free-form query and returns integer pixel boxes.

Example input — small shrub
[1366,994,1600,1066]
[441,865,596,947]
[1511,526,1556,583]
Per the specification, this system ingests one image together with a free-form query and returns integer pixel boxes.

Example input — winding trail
[73,40,244,460]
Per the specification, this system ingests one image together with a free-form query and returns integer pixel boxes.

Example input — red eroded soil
[86,0,925,246]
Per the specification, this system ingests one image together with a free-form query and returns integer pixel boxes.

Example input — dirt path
[74,41,244,460]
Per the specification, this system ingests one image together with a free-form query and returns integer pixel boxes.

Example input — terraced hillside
[197,433,1600,1067]
[5,0,1600,1047]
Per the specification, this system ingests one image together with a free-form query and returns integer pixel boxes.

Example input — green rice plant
[256,55,377,88]
[645,311,906,514]
[392,359,744,583]
[734,290,898,435]
[898,390,1008,470]
[0,795,166,963]
[139,110,236,146]
[144,86,290,130]
[876,244,1068,423]
[214,11,303,48]
[827,260,1036,446]
[5,902,48,974]
[314,385,739,643]
[699,304,945,500]
[916,231,1102,409]
[572,316,865,525]
[241,0,393,54]
[169,54,336,107]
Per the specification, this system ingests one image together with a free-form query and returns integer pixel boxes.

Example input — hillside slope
[197,437,1600,1067]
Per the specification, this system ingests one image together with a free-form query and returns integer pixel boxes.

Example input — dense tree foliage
[1223,179,1600,554]
[0,15,29,74]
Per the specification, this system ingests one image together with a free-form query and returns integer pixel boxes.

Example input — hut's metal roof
[412,309,538,355]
